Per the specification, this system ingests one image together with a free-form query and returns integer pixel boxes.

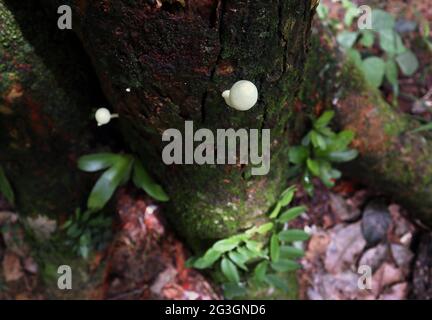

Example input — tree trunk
[0,0,105,218]
[301,33,432,227]
[49,0,316,248]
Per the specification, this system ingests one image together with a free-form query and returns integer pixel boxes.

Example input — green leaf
[78,153,120,172]
[66,224,81,238]
[371,9,395,31]
[301,132,311,146]
[87,155,133,210]
[256,222,274,235]
[330,168,342,180]
[303,172,314,195]
[319,162,336,188]
[420,19,430,40]
[265,274,289,292]
[223,283,246,299]
[0,165,14,205]
[329,130,355,151]
[316,3,329,20]
[271,259,302,272]
[347,49,363,68]
[62,219,73,230]
[280,246,305,259]
[327,149,359,162]
[411,122,432,133]
[269,201,282,219]
[213,237,241,253]
[228,251,248,271]
[221,257,240,283]
[360,30,375,48]
[385,59,399,85]
[396,50,419,76]
[315,110,335,128]
[79,233,91,259]
[318,160,341,186]
[278,229,310,242]
[379,29,406,55]
[311,131,327,150]
[279,186,296,207]
[362,56,385,88]
[245,241,265,258]
[341,0,356,10]
[278,206,307,224]
[344,7,360,27]
[288,146,309,165]
[270,234,280,262]
[193,248,222,269]
[253,261,269,283]
[317,126,336,138]
[307,158,320,176]
[133,161,169,202]
[237,246,264,261]
[337,31,359,49]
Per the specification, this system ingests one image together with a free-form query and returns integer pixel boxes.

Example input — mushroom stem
[222,90,230,99]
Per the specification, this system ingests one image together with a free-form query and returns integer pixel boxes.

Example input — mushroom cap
[95,108,112,125]
[228,80,258,111]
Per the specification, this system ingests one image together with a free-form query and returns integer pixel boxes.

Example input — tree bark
[0,0,104,218]
[49,0,316,248]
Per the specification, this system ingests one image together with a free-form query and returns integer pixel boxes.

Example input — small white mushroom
[95,108,119,126]
[222,80,258,111]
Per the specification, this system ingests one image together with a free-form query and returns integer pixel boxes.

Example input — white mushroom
[95,108,119,126]
[222,80,258,111]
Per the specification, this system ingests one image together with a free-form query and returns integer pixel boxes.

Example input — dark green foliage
[289,111,358,194]
[78,153,169,211]
[62,208,112,259]
[319,1,420,102]
[187,186,309,299]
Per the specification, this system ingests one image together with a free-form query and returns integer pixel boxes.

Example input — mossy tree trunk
[0,0,104,219]
[302,33,432,227]
[336,70,432,227]
[48,0,316,248]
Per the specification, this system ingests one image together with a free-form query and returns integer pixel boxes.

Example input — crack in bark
[259,0,286,132]
[200,0,226,125]
[278,0,288,75]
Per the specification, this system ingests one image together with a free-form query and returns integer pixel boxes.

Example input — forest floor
[0,0,431,300]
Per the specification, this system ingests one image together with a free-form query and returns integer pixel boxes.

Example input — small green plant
[411,120,432,133]
[0,164,14,205]
[62,208,112,259]
[78,153,169,211]
[187,186,309,299]
[288,111,358,194]
[319,1,420,103]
